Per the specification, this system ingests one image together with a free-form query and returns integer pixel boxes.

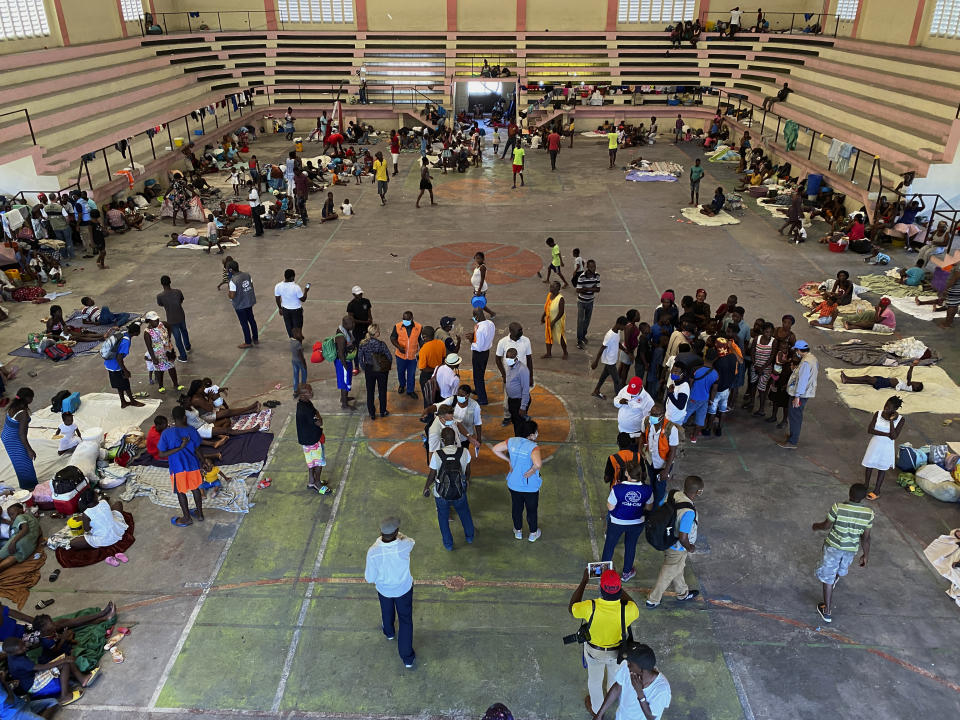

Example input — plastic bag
[915,465,960,503]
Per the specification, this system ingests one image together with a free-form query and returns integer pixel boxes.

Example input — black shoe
[369,415,377,421]
[397,386,405,394]
[676,590,699,602]
[406,392,418,399]
[715,427,723,436]
[381,410,391,417]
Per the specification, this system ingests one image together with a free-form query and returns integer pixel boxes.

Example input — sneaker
[176,357,188,363]
[715,427,723,436]
[528,529,541,542]
[777,441,798,450]
[514,529,523,540]
[816,603,832,623]
[701,428,711,437]
[404,660,416,669]
[621,568,636,582]
[676,590,699,602]
[645,601,660,609]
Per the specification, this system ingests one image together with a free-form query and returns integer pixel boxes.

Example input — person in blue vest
[601,460,653,583]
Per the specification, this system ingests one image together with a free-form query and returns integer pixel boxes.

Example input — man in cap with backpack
[422,427,474,550]
[645,475,703,609]
[102,324,144,409]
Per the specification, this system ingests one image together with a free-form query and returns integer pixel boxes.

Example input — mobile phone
[305,283,311,290]
[587,561,613,579]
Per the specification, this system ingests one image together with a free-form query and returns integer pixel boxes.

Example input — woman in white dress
[862,397,905,500]
[471,252,496,319]
[69,489,128,551]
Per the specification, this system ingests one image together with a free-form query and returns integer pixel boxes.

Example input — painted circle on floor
[410,241,542,287]
[364,371,571,477]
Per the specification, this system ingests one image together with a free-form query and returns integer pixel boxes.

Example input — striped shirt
[825,501,874,553]
[575,272,601,304]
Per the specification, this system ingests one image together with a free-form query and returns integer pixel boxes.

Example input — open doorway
[453,80,516,123]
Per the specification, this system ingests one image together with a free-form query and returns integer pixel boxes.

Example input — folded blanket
[680,208,740,226]
[857,272,926,298]
[0,546,45,609]
[55,512,135,569]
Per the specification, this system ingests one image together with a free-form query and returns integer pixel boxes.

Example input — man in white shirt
[591,316,627,399]
[728,6,742,36]
[422,427,475,550]
[436,386,483,448]
[469,307,495,405]
[433,353,462,400]
[274,268,309,338]
[593,643,672,720]
[364,516,416,669]
[613,376,654,436]
[495,322,534,426]
[247,180,263,236]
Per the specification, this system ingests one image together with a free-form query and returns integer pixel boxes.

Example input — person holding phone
[568,568,640,716]
[275,268,309,338]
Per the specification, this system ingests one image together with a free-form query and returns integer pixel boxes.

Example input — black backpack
[52,465,86,496]
[645,490,696,551]
[435,447,466,501]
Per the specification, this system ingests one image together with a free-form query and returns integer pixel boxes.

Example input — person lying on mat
[166,232,219,249]
[840,360,923,392]
[66,488,128,554]
[808,293,839,328]
[0,504,40,575]
[146,415,226,462]
[186,380,257,422]
[700,187,725,217]
[842,297,896,332]
[44,305,110,343]
[1,636,95,707]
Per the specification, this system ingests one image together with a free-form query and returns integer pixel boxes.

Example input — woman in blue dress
[492,419,544,542]
[1,388,37,490]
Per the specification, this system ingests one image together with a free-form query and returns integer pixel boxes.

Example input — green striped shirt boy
[825,501,874,553]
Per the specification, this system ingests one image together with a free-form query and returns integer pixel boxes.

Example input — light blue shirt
[364,536,414,597]
[505,436,542,492]
[793,360,814,396]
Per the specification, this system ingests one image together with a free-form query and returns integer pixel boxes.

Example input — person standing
[347,285,373,343]
[541,281,568,359]
[391,311,422,398]
[638,404,679,507]
[861,398,905,500]
[547,126,562,171]
[501,348,532,436]
[357,324,392,420]
[492,419,543,542]
[248,180,264,236]
[1,388,38,491]
[689,158,704,205]
[591,316,627,399]
[779,339,817,449]
[389,130,401,176]
[613,377,654,438]
[728,6,742,36]
[601,460,653,582]
[296,384,328,494]
[646,475,703,609]
[417,326,447,406]
[155,406,206,527]
[274,269,309,338]
[142,311,182,393]
[104,324,144,409]
[673,113,683,144]
[227,260,258,349]
[471,252,496,318]
[575,259,601,349]
[470,307,495,405]
[591,644,672,720]
[293,170,310,225]
[606,126,619,169]
[422,427,475,551]
[811,483,873,623]
[569,568,640,716]
[511,142,525,189]
[415,157,435,208]
[290,327,308,399]
[364,517,416,669]
[334,316,357,409]
[373,151,390,205]
[157,275,190,362]
[495,323,534,427]
[500,119,518,159]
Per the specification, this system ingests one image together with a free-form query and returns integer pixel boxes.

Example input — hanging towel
[827,138,842,162]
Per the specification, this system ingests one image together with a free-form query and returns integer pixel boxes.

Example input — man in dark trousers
[364,516,416,669]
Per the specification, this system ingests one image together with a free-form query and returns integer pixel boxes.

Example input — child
[2,636,93,706]
[340,198,355,217]
[146,415,167,460]
[492,128,500,155]
[647,333,667,400]
[809,292,839,328]
[229,166,240,196]
[291,327,308,398]
[204,214,223,255]
[321,192,338,223]
[543,237,569,287]
[203,377,229,410]
[217,255,234,291]
[840,359,924,393]
[90,210,107,269]
[331,171,348,186]
[55,412,81,455]
[864,244,891,265]
[766,339,792,428]
[898,259,925,286]
[78,296,101,324]
[353,161,363,184]
[571,247,585,286]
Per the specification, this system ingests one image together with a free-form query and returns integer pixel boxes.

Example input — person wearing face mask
[495,323,534,427]
[422,427,475,551]
[390,311,422,399]
[492,419,543,542]
[637,404,680,507]
[417,326,447,407]
[434,384,482,450]
[432,353,462,402]
[423,405,480,464]
[664,366,690,427]
[357,324,392,420]
[501,348,531,437]
[469,307,496,405]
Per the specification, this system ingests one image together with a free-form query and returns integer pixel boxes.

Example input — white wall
[911,144,960,207]
[0,154,62,203]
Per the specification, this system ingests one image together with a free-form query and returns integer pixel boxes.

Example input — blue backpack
[896,445,926,472]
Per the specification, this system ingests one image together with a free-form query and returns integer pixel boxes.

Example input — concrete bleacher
[0,29,956,206]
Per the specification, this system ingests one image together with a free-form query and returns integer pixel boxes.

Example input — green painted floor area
[155,417,744,718]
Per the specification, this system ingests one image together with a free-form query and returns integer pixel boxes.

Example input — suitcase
[51,466,90,515]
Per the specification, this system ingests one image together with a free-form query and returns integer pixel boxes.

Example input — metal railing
[11,183,80,205]
[700,11,842,37]
[140,10,279,35]
[0,108,37,145]
[864,181,960,253]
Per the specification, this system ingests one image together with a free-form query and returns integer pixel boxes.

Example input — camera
[562,624,591,645]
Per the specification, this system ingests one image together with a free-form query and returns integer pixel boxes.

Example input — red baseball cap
[600,569,622,594]
[626,377,643,395]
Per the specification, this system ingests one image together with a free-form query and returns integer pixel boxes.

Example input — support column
[355,0,367,31]
[606,0,618,31]
[516,0,526,32]
[115,0,129,37]
[51,0,70,45]
[446,0,457,32]
[909,0,927,46]
[264,0,278,31]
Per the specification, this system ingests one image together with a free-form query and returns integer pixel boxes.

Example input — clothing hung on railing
[783,120,799,151]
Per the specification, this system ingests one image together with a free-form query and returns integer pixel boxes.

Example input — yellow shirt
[607,132,619,150]
[374,159,389,182]
[570,598,640,648]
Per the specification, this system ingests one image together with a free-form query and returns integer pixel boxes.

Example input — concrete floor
[4,132,960,720]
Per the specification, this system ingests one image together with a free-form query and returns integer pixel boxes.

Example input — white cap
[352,285,363,295]
[144,311,160,321]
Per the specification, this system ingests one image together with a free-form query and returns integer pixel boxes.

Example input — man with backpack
[422,427,474,550]
[569,568,639,716]
[645,475,703,609]
[102,324,144,409]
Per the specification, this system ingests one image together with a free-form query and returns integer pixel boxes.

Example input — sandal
[189,509,205,522]
[35,599,54,610]
[105,556,120,567]
[865,492,878,500]
[263,400,281,408]
[82,667,102,688]
[114,552,129,563]
[61,689,83,706]
[48,569,60,582]
[170,516,193,527]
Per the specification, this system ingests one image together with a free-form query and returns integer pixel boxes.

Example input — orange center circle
[410,242,543,287]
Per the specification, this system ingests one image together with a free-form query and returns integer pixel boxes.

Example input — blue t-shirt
[0,606,24,642]
[103,335,131,372]
[899,207,919,224]
[157,426,202,475]
[5,653,36,690]
[689,366,719,402]
[904,266,925,286]
[505,436,542,492]
[608,481,653,525]
[670,506,696,551]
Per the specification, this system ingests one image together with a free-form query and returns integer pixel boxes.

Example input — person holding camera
[591,643,672,720]
[568,568,639,716]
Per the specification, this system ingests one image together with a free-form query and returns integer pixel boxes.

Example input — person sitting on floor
[863,244,891,265]
[700,187,726,217]
[0,504,40,575]
[808,292,840,328]
[104,203,127,234]
[44,305,110,342]
[2,636,94,707]
[898,259,926,287]
[65,488,128,555]
[123,199,146,230]
[841,297,896,332]
[840,360,923,392]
